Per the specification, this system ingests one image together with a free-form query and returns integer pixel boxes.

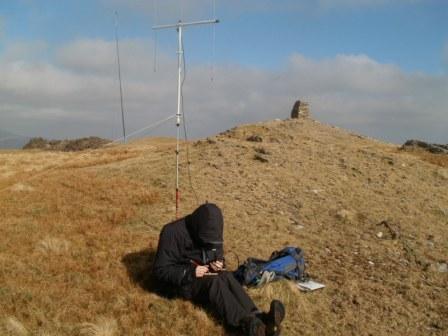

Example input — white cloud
[2,40,48,62]
[0,38,447,144]
[56,39,118,74]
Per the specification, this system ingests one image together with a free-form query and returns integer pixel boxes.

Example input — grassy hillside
[0,119,447,335]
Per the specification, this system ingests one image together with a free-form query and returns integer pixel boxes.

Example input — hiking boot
[263,300,285,336]
[240,315,266,336]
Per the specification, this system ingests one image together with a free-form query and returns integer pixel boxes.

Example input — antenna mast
[114,11,127,143]
[153,18,219,218]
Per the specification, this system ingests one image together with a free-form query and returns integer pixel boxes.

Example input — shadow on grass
[121,248,177,299]
[122,249,239,335]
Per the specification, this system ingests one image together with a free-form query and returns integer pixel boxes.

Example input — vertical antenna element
[176,23,183,219]
[180,0,185,21]
[153,0,158,72]
[211,0,216,82]
[153,18,219,218]
[114,11,127,143]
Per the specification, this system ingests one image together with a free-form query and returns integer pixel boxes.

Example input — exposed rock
[254,147,270,155]
[254,153,269,163]
[401,140,448,154]
[377,220,400,239]
[436,262,448,273]
[246,135,263,142]
[23,136,111,152]
[336,209,356,222]
[290,100,310,119]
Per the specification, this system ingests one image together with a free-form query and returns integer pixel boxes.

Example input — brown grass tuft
[399,148,448,167]
[79,317,118,336]
[36,237,71,254]
[1,317,29,336]
[10,183,34,192]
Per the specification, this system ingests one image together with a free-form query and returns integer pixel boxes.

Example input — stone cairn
[290,100,310,119]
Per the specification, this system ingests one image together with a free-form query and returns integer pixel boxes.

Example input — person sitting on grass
[153,203,286,336]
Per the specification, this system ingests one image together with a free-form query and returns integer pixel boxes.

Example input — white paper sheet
[297,279,325,292]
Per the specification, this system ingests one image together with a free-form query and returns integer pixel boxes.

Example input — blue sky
[3,0,447,73]
[1,0,447,144]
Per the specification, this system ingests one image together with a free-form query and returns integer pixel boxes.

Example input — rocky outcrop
[401,139,448,154]
[23,136,111,151]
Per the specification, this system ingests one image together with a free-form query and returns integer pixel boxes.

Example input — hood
[187,203,223,247]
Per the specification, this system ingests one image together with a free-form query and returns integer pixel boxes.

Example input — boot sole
[271,300,285,326]
[267,300,285,336]
[252,317,266,336]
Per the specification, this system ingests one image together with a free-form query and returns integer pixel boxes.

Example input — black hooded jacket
[153,203,224,292]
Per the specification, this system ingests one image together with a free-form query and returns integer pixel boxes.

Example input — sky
[0,0,447,145]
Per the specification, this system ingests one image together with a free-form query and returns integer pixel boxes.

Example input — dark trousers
[187,271,257,327]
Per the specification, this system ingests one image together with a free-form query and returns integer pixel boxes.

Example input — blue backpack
[234,247,306,287]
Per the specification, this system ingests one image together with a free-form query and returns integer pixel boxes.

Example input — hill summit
[0,118,447,335]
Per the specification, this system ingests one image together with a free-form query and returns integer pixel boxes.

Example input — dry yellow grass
[1,316,29,336]
[79,317,118,336]
[399,147,448,168]
[0,120,447,335]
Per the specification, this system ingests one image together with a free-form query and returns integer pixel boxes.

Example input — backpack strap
[292,248,306,281]
[257,271,276,287]
[269,247,302,261]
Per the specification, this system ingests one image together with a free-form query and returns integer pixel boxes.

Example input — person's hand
[195,265,209,278]
[209,260,224,272]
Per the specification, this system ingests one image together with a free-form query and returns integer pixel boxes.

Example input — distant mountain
[0,129,31,149]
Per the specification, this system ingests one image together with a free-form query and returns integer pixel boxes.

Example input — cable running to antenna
[180,35,199,205]
[211,0,216,82]
[114,11,127,143]
[153,0,159,72]
[112,114,176,143]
